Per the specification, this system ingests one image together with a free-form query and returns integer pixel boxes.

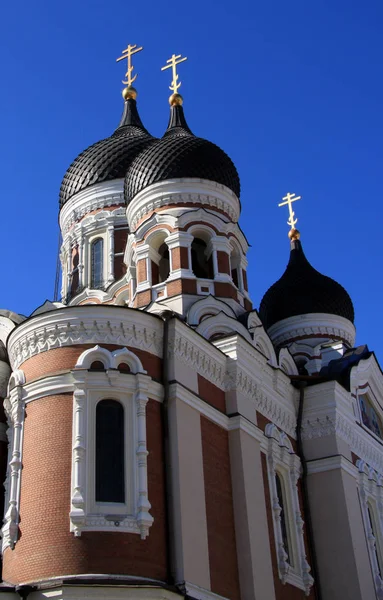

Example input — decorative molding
[356,459,383,599]
[127,178,241,232]
[265,424,314,596]
[7,306,163,370]
[196,312,252,343]
[59,180,125,236]
[306,455,357,479]
[267,313,356,349]
[70,347,153,538]
[2,369,26,552]
[187,296,237,326]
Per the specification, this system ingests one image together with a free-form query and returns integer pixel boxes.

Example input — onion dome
[259,236,355,330]
[124,101,240,203]
[59,94,156,208]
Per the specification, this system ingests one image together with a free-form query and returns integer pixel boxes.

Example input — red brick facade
[201,417,240,600]
[2,396,167,585]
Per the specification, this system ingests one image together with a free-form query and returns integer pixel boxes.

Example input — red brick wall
[217,251,230,275]
[261,453,315,600]
[171,247,189,270]
[2,396,167,585]
[214,282,237,300]
[198,375,225,413]
[166,278,197,297]
[21,345,162,382]
[137,259,147,283]
[201,417,240,600]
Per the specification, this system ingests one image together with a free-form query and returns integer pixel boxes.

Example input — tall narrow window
[368,505,383,578]
[275,472,292,566]
[91,238,104,288]
[191,238,213,279]
[96,400,125,503]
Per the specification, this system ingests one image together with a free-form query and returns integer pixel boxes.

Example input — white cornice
[306,455,358,478]
[7,306,163,370]
[267,313,356,348]
[60,180,125,235]
[127,178,241,231]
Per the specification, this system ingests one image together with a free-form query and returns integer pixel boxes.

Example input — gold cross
[278,192,302,230]
[161,53,188,93]
[116,44,143,86]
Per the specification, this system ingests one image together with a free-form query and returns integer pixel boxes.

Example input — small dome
[59,98,156,208]
[124,104,240,203]
[259,238,355,330]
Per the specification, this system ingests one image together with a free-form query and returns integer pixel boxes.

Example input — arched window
[96,400,125,503]
[90,360,105,371]
[191,238,213,279]
[91,238,104,289]
[275,472,293,566]
[158,243,170,283]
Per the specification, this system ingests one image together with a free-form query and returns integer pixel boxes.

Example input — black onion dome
[259,238,355,330]
[59,98,156,208]
[124,104,240,203]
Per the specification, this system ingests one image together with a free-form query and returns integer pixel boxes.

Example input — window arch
[191,238,213,279]
[96,399,125,503]
[91,238,104,289]
[158,242,170,283]
[275,472,293,566]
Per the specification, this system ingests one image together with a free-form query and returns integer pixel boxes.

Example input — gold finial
[161,53,188,105]
[278,192,302,239]
[116,44,143,99]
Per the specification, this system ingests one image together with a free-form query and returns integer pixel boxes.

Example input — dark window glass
[158,243,170,282]
[96,400,125,503]
[191,238,213,279]
[118,362,130,374]
[368,505,382,577]
[275,473,292,565]
[90,361,105,371]
[91,238,104,288]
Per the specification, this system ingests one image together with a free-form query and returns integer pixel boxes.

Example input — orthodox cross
[116,44,143,86]
[278,193,301,230]
[161,53,188,93]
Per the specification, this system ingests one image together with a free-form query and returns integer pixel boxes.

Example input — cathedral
[0,47,382,600]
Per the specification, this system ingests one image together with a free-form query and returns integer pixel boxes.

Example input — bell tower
[124,55,252,318]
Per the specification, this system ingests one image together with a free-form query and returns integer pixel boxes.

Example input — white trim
[187,296,236,326]
[60,180,125,236]
[267,313,356,348]
[265,424,314,595]
[7,305,163,370]
[357,459,383,599]
[2,369,26,552]
[70,347,153,539]
[127,179,241,232]
[306,455,357,478]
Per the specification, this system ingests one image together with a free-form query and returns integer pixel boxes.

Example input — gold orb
[288,228,301,241]
[169,93,183,106]
[122,86,137,100]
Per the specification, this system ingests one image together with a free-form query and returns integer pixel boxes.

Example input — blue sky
[0,0,382,363]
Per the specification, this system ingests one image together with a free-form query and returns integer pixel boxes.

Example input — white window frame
[265,423,314,596]
[357,460,383,599]
[357,389,383,444]
[70,346,153,539]
[2,369,26,553]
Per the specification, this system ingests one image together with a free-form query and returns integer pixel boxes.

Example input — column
[107,225,115,284]
[229,420,276,600]
[165,232,194,280]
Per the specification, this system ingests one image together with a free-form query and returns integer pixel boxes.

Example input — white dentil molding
[7,306,163,370]
[267,313,356,349]
[60,179,125,236]
[126,178,241,231]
